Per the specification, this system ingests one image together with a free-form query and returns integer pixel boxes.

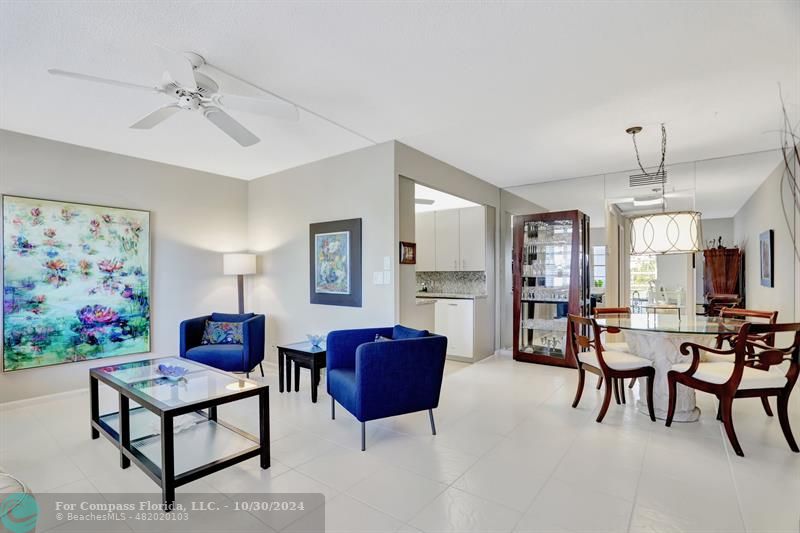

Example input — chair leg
[572,368,585,408]
[777,391,799,453]
[613,377,621,405]
[361,422,366,451]
[294,363,300,392]
[645,373,656,422]
[620,379,626,404]
[665,374,677,427]
[331,397,335,420]
[259,363,265,378]
[628,377,637,389]
[760,396,774,417]
[597,378,613,423]
[246,372,250,379]
[596,376,603,390]
[428,409,437,436]
[720,395,744,457]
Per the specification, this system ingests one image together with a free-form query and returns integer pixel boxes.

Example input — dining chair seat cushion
[581,350,652,371]
[605,341,630,352]
[671,362,788,389]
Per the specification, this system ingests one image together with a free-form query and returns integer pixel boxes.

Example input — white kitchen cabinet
[458,206,486,271]
[415,211,436,272]
[434,299,474,358]
[434,209,460,271]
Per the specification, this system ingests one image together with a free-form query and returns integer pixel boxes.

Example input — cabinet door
[415,212,436,271]
[459,206,486,271]
[435,209,460,271]
[434,299,474,357]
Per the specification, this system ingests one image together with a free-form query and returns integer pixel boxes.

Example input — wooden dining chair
[666,322,800,457]
[567,314,656,423]
[592,307,636,391]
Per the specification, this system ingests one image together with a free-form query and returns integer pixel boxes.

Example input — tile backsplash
[416,271,487,295]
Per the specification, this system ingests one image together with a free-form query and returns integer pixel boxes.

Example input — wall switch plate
[384,256,391,270]
[383,270,391,284]
[373,271,384,285]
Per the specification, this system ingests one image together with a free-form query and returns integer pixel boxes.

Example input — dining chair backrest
[718,308,779,347]
[567,314,605,368]
[745,323,800,374]
[591,307,630,334]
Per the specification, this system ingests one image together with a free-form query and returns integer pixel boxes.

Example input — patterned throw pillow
[201,321,244,345]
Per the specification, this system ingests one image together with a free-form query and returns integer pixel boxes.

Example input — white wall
[0,130,249,402]
[247,142,397,362]
[734,161,795,321]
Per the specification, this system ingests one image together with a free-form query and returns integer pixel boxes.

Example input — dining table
[596,313,745,422]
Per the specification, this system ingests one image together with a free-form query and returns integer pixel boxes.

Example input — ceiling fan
[48,45,299,147]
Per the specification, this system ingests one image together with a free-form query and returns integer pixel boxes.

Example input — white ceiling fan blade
[214,93,299,121]
[203,106,260,147]
[48,69,157,92]
[155,45,197,90]
[130,104,181,129]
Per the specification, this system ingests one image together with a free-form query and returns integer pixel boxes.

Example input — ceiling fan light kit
[48,45,300,147]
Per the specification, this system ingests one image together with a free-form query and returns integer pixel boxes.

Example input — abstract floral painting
[3,196,150,371]
[315,231,350,294]
[309,218,362,307]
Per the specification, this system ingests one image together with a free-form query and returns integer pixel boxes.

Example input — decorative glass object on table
[513,210,590,367]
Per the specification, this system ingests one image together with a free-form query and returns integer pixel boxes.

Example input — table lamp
[223,253,256,313]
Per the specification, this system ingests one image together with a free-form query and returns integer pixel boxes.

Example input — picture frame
[759,229,774,288]
[2,194,151,371]
[309,218,362,307]
[399,241,417,265]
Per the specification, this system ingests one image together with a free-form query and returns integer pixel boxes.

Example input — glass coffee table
[90,357,269,508]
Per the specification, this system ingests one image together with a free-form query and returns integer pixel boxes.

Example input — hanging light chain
[631,123,667,179]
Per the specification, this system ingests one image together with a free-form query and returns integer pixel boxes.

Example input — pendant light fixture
[626,124,703,255]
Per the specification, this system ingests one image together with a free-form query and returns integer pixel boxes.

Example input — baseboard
[0,387,86,411]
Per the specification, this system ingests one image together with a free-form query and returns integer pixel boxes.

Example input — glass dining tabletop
[596,313,746,335]
[91,356,262,411]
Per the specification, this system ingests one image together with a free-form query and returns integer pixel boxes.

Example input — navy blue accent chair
[180,312,266,378]
[326,325,448,450]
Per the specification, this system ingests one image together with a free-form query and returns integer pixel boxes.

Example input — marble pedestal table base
[622,330,716,422]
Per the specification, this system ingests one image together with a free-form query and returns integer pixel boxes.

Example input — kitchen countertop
[416,292,488,300]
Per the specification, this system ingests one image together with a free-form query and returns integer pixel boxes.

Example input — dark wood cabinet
[513,210,590,367]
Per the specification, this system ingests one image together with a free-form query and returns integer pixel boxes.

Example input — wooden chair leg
[572,368,586,408]
[646,373,656,422]
[628,377,637,389]
[665,373,678,427]
[620,379,626,404]
[613,377,621,405]
[777,391,799,453]
[716,400,722,421]
[760,396,774,417]
[596,376,603,390]
[720,395,744,457]
[294,363,300,392]
[597,378,613,423]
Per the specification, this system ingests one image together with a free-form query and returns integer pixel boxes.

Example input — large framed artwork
[759,229,774,288]
[309,218,362,307]
[2,195,150,371]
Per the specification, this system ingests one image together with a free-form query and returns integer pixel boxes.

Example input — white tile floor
[1,353,799,532]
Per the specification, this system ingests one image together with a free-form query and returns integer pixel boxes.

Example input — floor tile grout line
[720,418,750,533]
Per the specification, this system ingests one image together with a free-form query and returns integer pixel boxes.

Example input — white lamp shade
[630,211,702,255]
[223,253,257,275]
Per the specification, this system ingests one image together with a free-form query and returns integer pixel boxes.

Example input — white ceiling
[1,2,798,184]
[415,184,479,213]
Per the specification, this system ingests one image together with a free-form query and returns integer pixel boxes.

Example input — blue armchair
[326,325,448,450]
[180,312,266,378]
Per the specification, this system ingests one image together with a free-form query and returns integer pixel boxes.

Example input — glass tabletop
[92,357,261,410]
[596,313,746,335]
[279,341,326,353]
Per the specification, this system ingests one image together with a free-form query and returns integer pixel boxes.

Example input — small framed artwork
[309,218,362,307]
[759,229,774,287]
[399,241,416,265]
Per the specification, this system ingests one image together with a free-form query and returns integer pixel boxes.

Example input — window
[630,254,658,303]
[592,246,606,292]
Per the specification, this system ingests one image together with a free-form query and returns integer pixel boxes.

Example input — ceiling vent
[629,170,667,188]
